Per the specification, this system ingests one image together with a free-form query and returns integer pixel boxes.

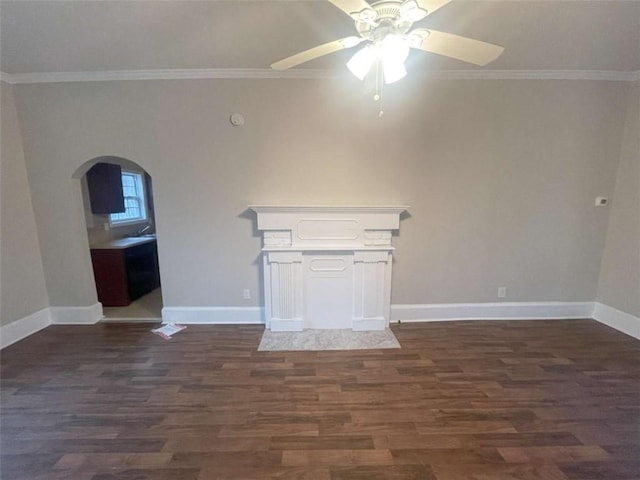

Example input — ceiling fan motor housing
[355,1,414,40]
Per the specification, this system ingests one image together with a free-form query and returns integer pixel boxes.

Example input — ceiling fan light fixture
[347,45,377,80]
[380,34,410,61]
[383,58,407,84]
[379,34,410,83]
[347,35,411,83]
[272,0,505,87]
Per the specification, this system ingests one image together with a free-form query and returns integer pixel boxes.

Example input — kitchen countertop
[90,235,156,250]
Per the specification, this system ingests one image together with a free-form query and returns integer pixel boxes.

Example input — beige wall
[597,82,640,317]
[13,77,628,309]
[0,82,49,325]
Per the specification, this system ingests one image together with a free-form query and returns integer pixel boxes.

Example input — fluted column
[264,251,304,331]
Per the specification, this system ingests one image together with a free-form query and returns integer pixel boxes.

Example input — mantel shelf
[249,205,409,215]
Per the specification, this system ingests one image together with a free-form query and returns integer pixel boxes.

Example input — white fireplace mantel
[250,205,408,332]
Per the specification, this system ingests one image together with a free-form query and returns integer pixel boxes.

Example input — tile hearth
[257,328,401,351]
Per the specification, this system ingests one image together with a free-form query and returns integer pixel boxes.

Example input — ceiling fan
[271,0,504,84]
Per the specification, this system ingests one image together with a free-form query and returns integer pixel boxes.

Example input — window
[109,171,147,225]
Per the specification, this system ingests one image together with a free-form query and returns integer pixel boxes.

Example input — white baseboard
[353,317,386,331]
[592,302,640,340]
[162,306,264,324]
[3,301,635,350]
[391,301,595,322]
[0,308,51,349]
[50,303,103,325]
[270,318,303,332]
[100,317,161,323]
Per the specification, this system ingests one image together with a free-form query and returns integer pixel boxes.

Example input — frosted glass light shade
[383,59,407,84]
[379,35,410,84]
[380,35,410,63]
[347,45,377,80]
[347,35,411,84]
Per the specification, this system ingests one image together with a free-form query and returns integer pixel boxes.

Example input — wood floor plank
[281,449,393,467]
[1,320,638,479]
[498,445,612,463]
[330,464,436,480]
[431,462,571,480]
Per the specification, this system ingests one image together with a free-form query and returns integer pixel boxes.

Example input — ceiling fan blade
[415,0,452,17]
[410,29,504,66]
[327,0,375,19]
[271,37,364,70]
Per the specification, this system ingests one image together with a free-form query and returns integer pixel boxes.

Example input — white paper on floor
[151,323,186,340]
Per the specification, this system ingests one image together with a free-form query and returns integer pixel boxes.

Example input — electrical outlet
[243,289,251,300]
[498,287,506,298]
[595,197,608,207]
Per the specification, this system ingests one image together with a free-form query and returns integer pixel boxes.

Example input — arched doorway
[74,156,163,321]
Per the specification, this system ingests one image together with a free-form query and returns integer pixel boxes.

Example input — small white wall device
[229,113,245,126]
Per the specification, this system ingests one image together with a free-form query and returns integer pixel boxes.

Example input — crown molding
[428,70,640,81]
[0,71,15,84]
[0,69,335,84]
[1,68,638,85]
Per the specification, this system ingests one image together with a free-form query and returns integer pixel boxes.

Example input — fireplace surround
[250,206,408,331]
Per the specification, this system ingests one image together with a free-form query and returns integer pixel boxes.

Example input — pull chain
[373,60,384,118]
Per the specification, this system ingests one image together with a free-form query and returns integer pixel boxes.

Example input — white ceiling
[1,0,639,77]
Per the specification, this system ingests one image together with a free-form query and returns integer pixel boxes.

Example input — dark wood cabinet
[86,162,125,214]
[91,240,160,306]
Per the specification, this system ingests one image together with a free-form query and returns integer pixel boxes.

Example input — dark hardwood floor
[1,320,639,479]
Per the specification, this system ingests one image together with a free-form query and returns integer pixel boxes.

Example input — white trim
[0,72,14,84]
[250,205,409,215]
[353,317,386,331]
[391,301,595,322]
[162,306,264,324]
[106,218,148,227]
[100,317,161,323]
[428,70,640,81]
[0,308,51,349]
[2,302,636,349]
[0,69,334,84]
[592,302,640,340]
[1,69,638,85]
[109,170,148,227]
[50,303,103,325]
[270,318,304,332]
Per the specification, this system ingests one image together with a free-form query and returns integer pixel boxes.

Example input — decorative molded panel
[309,258,347,272]
[297,219,359,241]
[353,252,390,326]
[364,230,393,246]
[264,230,292,247]
[267,251,303,264]
[304,254,353,329]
